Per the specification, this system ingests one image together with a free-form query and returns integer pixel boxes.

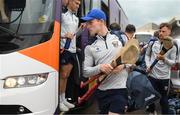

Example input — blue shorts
[60,50,76,65]
[96,89,128,114]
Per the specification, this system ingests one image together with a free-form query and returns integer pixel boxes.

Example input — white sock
[62,93,66,101]
[59,94,63,103]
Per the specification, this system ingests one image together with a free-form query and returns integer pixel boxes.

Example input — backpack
[147,37,158,57]
[126,67,161,111]
[168,98,180,114]
[110,30,126,46]
[136,37,158,68]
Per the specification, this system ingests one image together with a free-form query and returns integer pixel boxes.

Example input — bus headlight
[4,78,17,88]
[4,73,48,89]
[17,77,26,85]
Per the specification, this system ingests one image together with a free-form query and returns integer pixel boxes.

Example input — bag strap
[148,40,157,60]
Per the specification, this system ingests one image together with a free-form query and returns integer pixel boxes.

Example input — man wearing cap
[145,23,177,114]
[82,9,129,114]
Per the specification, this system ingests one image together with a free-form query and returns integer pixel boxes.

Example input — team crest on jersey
[112,41,119,47]
[95,47,101,52]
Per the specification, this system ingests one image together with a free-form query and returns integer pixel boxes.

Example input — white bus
[0,0,60,114]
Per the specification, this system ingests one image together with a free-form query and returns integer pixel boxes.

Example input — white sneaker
[63,99,75,109]
[60,102,69,112]
[148,111,157,115]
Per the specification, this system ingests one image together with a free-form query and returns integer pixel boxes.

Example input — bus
[0,0,60,114]
[134,32,153,46]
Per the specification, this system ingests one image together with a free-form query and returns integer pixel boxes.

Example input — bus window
[135,33,152,44]
[0,0,56,54]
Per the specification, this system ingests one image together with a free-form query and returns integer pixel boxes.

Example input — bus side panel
[19,21,60,71]
[109,0,129,31]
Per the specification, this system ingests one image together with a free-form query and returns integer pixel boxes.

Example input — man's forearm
[83,65,101,78]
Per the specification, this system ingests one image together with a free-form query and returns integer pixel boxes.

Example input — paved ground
[63,98,162,114]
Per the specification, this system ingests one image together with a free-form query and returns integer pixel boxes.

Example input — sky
[118,0,180,28]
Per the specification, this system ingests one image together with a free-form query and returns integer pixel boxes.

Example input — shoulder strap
[119,33,125,46]
[149,40,157,57]
[144,38,158,62]
[174,43,179,58]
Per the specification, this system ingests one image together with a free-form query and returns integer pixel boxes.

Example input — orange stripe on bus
[19,21,60,71]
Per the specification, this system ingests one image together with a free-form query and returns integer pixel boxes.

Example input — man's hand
[146,67,152,73]
[112,64,125,74]
[63,32,74,39]
[156,54,165,60]
[79,23,86,29]
[100,64,113,75]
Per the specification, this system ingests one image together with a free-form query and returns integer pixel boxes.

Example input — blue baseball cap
[81,9,106,21]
